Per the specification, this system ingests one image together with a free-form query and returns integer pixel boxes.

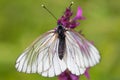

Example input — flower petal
[69,73,79,80]
[84,67,90,80]
[58,70,79,80]
[74,6,85,20]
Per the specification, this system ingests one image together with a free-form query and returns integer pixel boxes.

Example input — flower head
[57,6,85,29]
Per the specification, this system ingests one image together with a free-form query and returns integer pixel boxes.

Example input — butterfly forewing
[15,30,66,77]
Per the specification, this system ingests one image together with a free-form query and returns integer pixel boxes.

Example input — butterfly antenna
[69,1,74,9]
[41,4,57,21]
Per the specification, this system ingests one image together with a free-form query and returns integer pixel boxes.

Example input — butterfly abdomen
[56,25,66,60]
[58,38,65,59]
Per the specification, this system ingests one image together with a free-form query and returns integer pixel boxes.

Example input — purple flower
[84,67,90,80]
[57,6,85,29]
[58,68,90,80]
[58,70,79,80]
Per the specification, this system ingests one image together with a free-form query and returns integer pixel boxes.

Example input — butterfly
[15,3,100,77]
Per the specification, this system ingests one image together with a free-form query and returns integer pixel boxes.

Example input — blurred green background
[0,0,120,80]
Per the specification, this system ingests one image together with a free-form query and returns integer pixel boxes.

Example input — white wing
[64,30,100,75]
[15,30,66,77]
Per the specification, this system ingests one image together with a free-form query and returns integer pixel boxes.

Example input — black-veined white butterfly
[15,3,100,77]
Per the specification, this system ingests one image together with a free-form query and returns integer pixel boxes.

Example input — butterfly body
[56,25,66,60]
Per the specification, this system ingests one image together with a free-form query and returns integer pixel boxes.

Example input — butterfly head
[56,24,65,37]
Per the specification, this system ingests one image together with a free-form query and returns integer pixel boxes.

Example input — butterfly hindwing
[64,30,100,75]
